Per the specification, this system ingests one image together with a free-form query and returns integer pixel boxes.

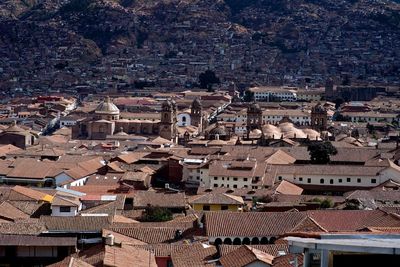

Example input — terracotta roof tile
[133,191,186,209]
[306,210,400,232]
[40,215,112,232]
[47,257,93,267]
[171,243,217,267]
[104,244,157,267]
[219,245,274,267]
[205,212,307,237]
[0,201,29,221]
[190,193,244,205]
[219,244,289,257]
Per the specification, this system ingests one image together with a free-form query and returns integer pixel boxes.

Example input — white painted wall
[177,113,191,127]
[51,205,80,217]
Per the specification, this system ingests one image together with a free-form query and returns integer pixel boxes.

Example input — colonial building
[72,97,181,142]
[0,122,37,149]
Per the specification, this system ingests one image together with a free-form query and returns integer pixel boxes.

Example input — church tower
[325,77,334,100]
[159,100,177,141]
[247,102,263,130]
[311,103,328,131]
[191,98,203,131]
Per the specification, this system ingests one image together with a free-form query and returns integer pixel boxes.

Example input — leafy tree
[243,90,254,102]
[307,141,338,164]
[142,206,173,222]
[320,199,334,209]
[199,70,220,90]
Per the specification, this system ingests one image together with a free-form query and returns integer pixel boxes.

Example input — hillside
[0,0,399,93]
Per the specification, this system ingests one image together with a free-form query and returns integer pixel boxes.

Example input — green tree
[243,90,254,102]
[199,70,220,90]
[307,141,338,164]
[142,206,173,222]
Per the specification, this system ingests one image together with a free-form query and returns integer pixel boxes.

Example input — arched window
[320,179,325,184]
[214,238,222,246]
[242,237,251,245]
[251,237,260,245]
[223,238,232,245]
[269,237,276,244]
[330,179,334,184]
[233,238,241,245]
[260,237,269,244]
[182,116,186,122]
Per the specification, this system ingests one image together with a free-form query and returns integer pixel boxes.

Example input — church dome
[209,124,228,136]
[95,96,119,115]
[4,121,26,133]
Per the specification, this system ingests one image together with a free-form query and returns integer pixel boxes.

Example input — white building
[249,86,298,102]
[177,112,192,127]
[273,162,400,188]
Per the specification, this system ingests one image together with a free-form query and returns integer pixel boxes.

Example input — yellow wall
[192,204,241,211]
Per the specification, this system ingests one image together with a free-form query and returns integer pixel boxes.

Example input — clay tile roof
[133,191,186,209]
[40,215,112,232]
[272,180,303,195]
[0,201,29,221]
[0,144,21,157]
[306,210,400,232]
[74,244,105,266]
[219,244,289,257]
[110,227,179,244]
[190,193,244,205]
[219,245,275,267]
[130,243,191,257]
[11,186,53,202]
[0,220,46,235]
[47,257,93,267]
[104,244,157,267]
[0,234,76,247]
[117,152,150,164]
[205,212,307,237]
[171,243,218,267]
[52,194,80,207]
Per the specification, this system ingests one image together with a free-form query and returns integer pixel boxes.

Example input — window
[233,184,237,188]
[227,177,230,181]
[203,205,210,211]
[357,178,361,183]
[222,177,225,180]
[339,179,342,183]
[244,178,248,182]
[233,178,238,181]
[221,205,229,210]
[60,206,71,213]
[214,184,218,188]
[320,179,324,184]
[299,177,303,182]
[307,178,311,183]
[214,177,218,180]
[371,179,377,184]
[347,178,351,182]
[278,176,282,181]
[252,186,258,189]
[220,184,224,187]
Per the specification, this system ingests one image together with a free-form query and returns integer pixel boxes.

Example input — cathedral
[72,97,202,142]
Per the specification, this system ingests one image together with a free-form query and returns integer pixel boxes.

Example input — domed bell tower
[159,100,177,141]
[311,103,328,131]
[191,98,203,131]
[247,102,262,131]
